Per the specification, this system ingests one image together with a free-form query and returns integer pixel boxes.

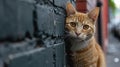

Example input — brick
[0,0,18,40]
[36,3,66,36]
[36,0,53,4]
[0,0,34,41]
[3,42,65,67]
[18,0,35,38]
[54,0,68,9]
[5,47,54,67]
[53,8,65,36]
[0,39,36,59]
[54,42,65,67]
[0,0,4,24]
[36,4,54,36]
[0,59,3,67]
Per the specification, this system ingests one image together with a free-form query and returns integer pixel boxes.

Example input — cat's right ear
[88,7,99,22]
[66,2,76,16]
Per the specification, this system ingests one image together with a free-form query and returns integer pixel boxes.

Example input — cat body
[65,2,106,67]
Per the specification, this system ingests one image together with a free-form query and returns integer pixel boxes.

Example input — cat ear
[88,7,99,22]
[66,2,76,16]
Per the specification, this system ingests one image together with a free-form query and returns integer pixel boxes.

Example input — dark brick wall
[0,0,76,67]
[36,0,66,36]
[0,0,34,41]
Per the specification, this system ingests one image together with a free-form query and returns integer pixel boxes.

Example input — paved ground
[106,30,120,67]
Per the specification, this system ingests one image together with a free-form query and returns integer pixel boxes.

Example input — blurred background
[0,0,120,67]
[107,0,120,67]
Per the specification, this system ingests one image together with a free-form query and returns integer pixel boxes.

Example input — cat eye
[70,22,76,27]
[83,25,89,30]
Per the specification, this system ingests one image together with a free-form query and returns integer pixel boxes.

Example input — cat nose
[75,32,81,36]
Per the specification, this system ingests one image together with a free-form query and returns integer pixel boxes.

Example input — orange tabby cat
[65,2,106,67]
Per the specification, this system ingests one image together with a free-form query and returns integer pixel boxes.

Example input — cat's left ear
[88,7,99,22]
[66,2,76,16]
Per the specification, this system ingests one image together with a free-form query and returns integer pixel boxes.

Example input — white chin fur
[78,33,87,40]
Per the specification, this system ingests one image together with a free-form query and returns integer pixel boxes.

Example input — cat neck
[70,36,95,52]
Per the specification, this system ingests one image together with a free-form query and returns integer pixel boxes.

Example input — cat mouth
[65,33,87,40]
[73,36,86,40]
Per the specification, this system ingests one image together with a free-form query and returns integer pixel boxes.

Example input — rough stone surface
[0,0,34,41]
[37,4,54,36]
[0,0,67,67]
[0,59,3,67]
[53,8,65,36]
[54,0,69,9]
[54,43,65,67]
[4,43,65,67]
[0,39,36,59]
[36,0,66,36]
[5,47,54,67]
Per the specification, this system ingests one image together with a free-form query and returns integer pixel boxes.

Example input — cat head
[65,2,99,41]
